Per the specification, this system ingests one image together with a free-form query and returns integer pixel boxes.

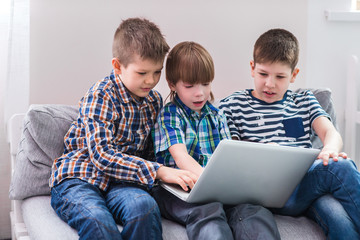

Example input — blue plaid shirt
[50,70,162,190]
[152,95,230,168]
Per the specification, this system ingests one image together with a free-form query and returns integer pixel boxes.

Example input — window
[325,1,360,21]
[353,0,360,10]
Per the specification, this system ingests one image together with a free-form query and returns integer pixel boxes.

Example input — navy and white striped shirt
[219,89,329,148]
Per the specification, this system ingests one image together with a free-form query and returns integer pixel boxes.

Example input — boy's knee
[127,194,160,219]
[227,204,273,221]
[338,158,357,168]
[61,204,121,239]
[227,204,280,240]
[188,202,226,222]
[328,158,358,173]
[75,203,114,226]
[315,158,357,175]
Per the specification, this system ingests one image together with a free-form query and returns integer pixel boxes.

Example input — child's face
[113,54,164,100]
[169,80,211,114]
[250,60,299,103]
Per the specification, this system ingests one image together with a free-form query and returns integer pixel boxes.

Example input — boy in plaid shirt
[152,41,280,240]
[50,18,197,240]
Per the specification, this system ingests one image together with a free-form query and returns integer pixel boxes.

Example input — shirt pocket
[282,117,305,138]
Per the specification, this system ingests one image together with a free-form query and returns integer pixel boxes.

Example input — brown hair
[166,41,215,102]
[112,18,170,67]
[253,28,299,71]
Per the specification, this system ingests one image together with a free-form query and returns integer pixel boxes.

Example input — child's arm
[168,143,204,177]
[156,165,198,191]
[313,116,348,165]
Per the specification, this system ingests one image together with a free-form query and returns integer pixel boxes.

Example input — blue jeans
[307,195,359,239]
[272,157,360,237]
[152,185,280,240]
[51,179,162,240]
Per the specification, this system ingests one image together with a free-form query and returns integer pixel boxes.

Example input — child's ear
[112,58,122,75]
[250,60,255,77]
[167,80,176,91]
[290,68,300,83]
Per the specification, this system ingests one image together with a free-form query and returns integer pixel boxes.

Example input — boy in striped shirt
[219,28,360,238]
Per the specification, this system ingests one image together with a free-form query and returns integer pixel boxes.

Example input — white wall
[29,0,308,106]
[306,0,360,154]
[1,2,308,237]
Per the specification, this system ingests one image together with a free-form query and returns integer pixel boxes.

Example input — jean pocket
[282,117,305,138]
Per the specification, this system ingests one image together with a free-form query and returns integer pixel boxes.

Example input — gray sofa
[9,88,336,240]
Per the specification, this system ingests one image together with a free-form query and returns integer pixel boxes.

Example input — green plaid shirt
[152,95,230,168]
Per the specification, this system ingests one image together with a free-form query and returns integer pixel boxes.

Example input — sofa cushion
[22,196,189,240]
[9,104,78,200]
[22,196,324,240]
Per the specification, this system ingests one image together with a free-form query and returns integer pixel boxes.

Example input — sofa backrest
[9,104,78,200]
[294,88,337,149]
[9,88,337,200]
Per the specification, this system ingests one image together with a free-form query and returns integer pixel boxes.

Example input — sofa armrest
[7,114,29,240]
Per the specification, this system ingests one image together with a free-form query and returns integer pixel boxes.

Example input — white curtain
[0,0,29,238]
[5,0,29,121]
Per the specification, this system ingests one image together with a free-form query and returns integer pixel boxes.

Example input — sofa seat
[21,196,187,240]
[21,196,324,240]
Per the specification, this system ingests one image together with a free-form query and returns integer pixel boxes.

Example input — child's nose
[265,77,275,88]
[145,75,157,85]
[195,86,204,96]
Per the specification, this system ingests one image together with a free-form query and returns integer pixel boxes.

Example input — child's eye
[155,71,161,75]
[202,83,210,86]
[137,72,146,75]
[184,85,193,88]
[259,72,268,76]
[277,75,285,79]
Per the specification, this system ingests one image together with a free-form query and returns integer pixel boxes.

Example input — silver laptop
[160,139,320,208]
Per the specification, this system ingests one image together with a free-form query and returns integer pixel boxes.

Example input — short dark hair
[253,28,299,71]
[112,18,170,67]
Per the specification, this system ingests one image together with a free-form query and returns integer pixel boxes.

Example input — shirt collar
[109,69,157,105]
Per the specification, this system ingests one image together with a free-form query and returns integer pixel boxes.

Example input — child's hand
[156,166,198,191]
[318,148,348,166]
